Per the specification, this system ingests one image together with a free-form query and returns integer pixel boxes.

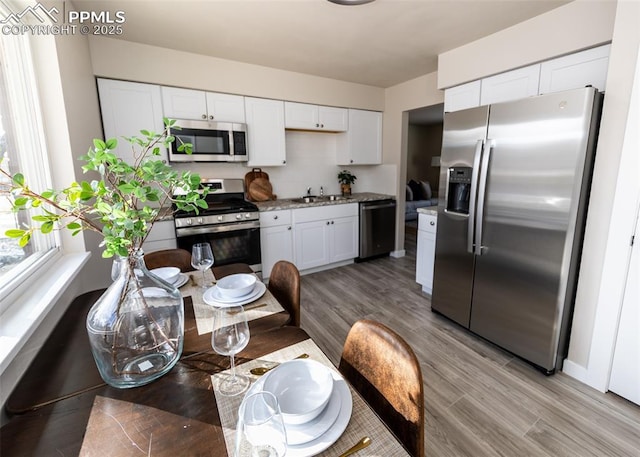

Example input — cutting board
[249,178,275,202]
[245,168,276,201]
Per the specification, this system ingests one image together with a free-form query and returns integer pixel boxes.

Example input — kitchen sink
[291,196,318,203]
[290,195,353,204]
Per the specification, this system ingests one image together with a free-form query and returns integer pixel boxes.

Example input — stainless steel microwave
[168,119,248,162]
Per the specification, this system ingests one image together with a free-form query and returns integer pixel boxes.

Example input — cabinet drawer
[145,220,176,242]
[259,210,291,227]
[418,213,437,234]
[293,203,358,224]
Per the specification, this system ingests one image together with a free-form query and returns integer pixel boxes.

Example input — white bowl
[216,273,256,298]
[150,267,180,284]
[263,359,334,425]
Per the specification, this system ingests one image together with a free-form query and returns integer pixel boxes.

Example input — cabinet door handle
[209,115,214,120]
[326,221,330,225]
[273,215,278,220]
[320,124,324,128]
[282,160,286,164]
[201,114,207,119]
[350,159,354,163]
[288,226,291,230]
[430,221,435,226]
[316,123,320,127]
[331,221,334,224]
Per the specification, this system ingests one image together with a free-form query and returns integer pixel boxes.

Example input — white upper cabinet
[284,102,348,131]
[444,80,481,113]
[205,92,246,123]
[480,64,540,106]
[97,78,165,163]
[161,86,245,122]
[244,97,287,167]
[336,109,382,165]
[444,44,611,112]
[539,44,611,94]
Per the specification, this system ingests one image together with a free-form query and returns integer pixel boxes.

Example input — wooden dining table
[1,268,410,456]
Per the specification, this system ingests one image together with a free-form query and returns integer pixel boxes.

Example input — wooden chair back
[212,263,254,279]
[267,260,301,327]
[339,319,424,457]
[144,249,193,272]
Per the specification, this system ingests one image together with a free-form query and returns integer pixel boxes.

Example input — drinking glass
[191,242,214,288]
[235,391,287,457]
[212,305,251,396]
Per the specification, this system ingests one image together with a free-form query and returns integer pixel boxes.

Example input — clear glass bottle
[86,250,184,388]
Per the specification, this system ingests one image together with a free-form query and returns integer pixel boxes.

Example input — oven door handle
[176,220,260,237]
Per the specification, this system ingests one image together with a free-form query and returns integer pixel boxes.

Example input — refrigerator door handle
[475,139,494,255]
[468,139,485,254]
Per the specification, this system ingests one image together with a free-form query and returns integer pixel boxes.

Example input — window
[0,18,59,306]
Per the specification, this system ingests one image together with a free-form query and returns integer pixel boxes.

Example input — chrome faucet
[306,187,312,196]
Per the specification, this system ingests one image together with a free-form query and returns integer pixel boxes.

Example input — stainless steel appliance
[174,179,261,271]
[432,87,603,374]
[168,119,248,162]
[358,199,396,260]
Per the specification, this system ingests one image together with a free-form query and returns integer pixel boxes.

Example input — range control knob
[197,218,204,224]
[186,218,192,226]
[245,213,251,218]
[236,214,242,220]
[217,216,223,221]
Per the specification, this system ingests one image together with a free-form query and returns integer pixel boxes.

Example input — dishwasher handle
[361,201,396,211]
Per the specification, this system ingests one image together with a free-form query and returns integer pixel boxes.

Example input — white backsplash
[171,131,397,199]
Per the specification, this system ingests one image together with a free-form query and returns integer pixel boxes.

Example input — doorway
[404,103,444,253]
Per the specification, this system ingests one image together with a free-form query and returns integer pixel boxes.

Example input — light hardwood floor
[300,226,640,457]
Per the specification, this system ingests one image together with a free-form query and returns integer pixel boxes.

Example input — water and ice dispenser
[446,167,471,214]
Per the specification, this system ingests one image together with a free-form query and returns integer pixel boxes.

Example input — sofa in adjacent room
[405,179,438,221]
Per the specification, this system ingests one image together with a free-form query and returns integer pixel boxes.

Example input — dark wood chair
[267,260,301,327]
[144,249,193,272]
[212,263,254,279]
[339,319,425,457]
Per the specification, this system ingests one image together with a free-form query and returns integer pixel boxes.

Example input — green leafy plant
[337,169,357,185]
[0,118,208,258]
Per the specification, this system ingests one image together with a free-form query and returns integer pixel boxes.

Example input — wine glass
[211,305,251,396]
[191,242,214,288]
[235,391,287,457]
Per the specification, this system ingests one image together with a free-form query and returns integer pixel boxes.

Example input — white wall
[384,72,444,253]
[437,0,616,89]
[578,0,640,392]
[88,37,384,111]
[432,0,640,392]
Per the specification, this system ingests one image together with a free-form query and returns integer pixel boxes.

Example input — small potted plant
[337,169,357,196]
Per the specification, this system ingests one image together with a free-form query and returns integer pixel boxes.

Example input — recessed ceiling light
[327,0,376,5]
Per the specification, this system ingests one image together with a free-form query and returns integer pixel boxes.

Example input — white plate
[203,281,266,307]
[248,372,342,445]
[287,370,352,456]
[172,273,189,288]
[243,368,352,455]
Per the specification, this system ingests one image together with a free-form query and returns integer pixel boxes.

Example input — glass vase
[86,249,184,388]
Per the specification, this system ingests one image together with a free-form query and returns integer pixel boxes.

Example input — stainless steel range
[174,178,261,272]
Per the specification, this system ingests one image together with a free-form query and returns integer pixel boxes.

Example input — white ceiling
[74,0,569,88]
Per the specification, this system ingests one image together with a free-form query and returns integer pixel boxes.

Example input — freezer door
[432,105,489,327]
[469,88,600,371]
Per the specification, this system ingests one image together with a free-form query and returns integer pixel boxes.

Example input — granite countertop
[417,206,438,217]
[255,192,395,211]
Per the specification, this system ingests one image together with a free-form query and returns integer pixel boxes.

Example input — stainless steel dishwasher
[358,199,397,260]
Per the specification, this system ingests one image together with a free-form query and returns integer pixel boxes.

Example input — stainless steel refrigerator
[432,87,603,374]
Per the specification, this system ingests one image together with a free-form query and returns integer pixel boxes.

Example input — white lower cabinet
[259,210,293,278]
[416,213,437,294]
[142,220,177,253]
[293,204,358,271]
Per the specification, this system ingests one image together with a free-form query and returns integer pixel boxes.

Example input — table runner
[181,271,285,335]
[212,339,411,457]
